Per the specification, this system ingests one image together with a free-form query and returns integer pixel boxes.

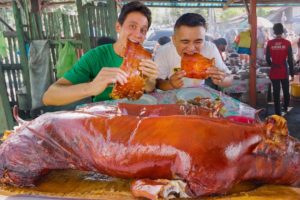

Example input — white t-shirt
[154,41,231,88]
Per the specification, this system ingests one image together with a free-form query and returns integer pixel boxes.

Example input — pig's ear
[252,139,286,159]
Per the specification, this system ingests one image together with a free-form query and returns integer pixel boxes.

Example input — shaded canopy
[122,0,300,7]
[1,0,300,8]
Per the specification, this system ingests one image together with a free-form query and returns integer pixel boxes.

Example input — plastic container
[291,83,300,98]
[226,116,256,124]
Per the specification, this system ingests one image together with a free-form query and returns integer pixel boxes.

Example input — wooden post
[107,0,117,39]
[249,0,257,107]
[28,0,43,39]
[35,12,44,39]
[0,65,14,134]
[99,3,107,36]
[243,0,250,18]
[76,0,91,52]
[29,13,39,39]
[12,1,31,109]
[62,14,71,38]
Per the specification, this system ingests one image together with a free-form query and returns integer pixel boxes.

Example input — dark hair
[213,38,227,46]
[97,36,116,46]
[157,36,171,46]
[273,23,284,35]
[174,13,206,32]
[118,1,152,29]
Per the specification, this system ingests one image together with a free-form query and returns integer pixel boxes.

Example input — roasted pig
[0,104,299,200]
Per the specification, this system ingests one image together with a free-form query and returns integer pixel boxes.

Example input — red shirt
[266,38,292,79]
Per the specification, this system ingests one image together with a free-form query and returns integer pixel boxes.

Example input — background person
[296,37,300,64]
[236,29,251,65]
[152,36,171,56]
[266,23,294,116]
[213,38,227,61]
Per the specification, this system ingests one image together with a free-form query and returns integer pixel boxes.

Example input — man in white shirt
[155,13,232,90]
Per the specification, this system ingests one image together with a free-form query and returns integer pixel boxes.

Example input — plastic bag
[55,41,77,78]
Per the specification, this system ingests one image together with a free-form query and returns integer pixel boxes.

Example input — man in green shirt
[43,1,158,106]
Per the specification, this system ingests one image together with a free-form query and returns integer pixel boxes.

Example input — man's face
[116,11,149,44]
[172,25,206,57]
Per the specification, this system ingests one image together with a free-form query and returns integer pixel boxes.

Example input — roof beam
[41,0,75,9]
[243,0,250,17]
[0,2,11,8]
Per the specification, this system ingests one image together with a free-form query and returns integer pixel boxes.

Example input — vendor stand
[223,72,271,115]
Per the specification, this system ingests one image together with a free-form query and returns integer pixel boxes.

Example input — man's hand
[206,66,226,86]
[139,59,159,80]
[169,70,186,89]
[89,68,128,96]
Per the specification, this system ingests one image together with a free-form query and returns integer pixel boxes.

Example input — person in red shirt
[266,23,294,116]
[296,37,300,64]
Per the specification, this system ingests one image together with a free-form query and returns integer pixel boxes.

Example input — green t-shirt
[64,44,123,102]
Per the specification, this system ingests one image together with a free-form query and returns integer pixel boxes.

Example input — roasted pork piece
[181,53,215,79]
[111,40,151,100]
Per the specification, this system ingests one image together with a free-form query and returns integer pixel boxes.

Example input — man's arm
[156,79,175,91]
[42,78,97,106]
[266,43,272,66]
[208,43,233,88]
[154,44,174,90]
[139,59,159,93]
[43,68,128,106]
[156,70,186,91]
[217,74,233,87]
[287,44,294,78]
[144,78,156,92]
[206,66,233,88]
